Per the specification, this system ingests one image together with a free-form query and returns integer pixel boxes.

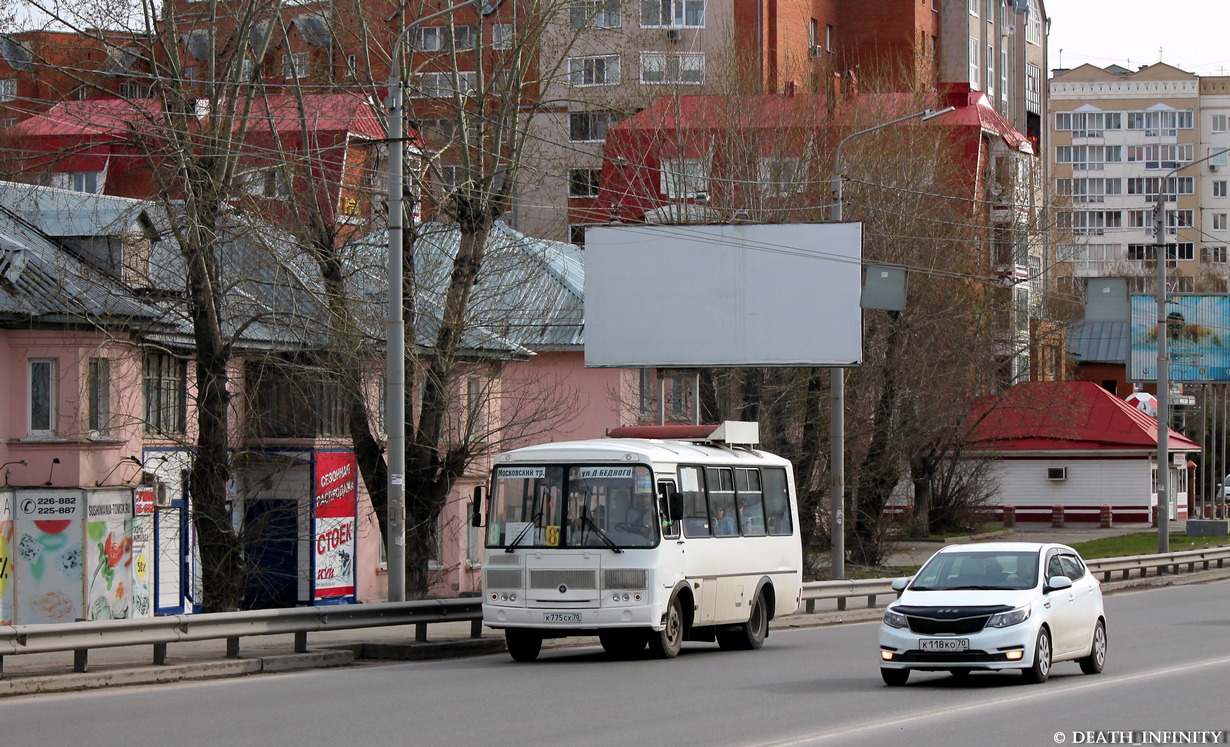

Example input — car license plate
[920,638,968,652]
[544,612,581,623]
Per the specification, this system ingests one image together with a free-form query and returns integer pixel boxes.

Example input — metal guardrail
[0,598,482,677]
[2,546,1227,677]
[800,545,1230,613]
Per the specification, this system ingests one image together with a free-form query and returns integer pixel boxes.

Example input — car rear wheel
[1022,627,1051,684]
[716,591,768,651]
[1079,620,1107,675]
[881,668,909,686]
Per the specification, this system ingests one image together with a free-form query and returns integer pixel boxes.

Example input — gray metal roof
[0,181,157,239]
[1067,320,1129,364]
[0,36,33,72]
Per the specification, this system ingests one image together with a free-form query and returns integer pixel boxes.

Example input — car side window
[1059,554,1084,580]
[1046,554,1065,581]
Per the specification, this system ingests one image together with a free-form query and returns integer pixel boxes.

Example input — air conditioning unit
[1047,467,1068,481]
[154,482,172,508]
[1211,164,1219,172]
[809,45,823,58]
[666,28,681,41]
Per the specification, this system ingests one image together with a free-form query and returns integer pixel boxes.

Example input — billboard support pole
[1153,196,1170,553]
[828,106,953,579]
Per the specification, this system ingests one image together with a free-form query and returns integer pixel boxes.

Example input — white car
[878,542,1107,686]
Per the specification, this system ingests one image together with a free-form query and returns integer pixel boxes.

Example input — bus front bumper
[484,602,663,631]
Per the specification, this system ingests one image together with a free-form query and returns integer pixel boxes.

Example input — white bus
[476,421,803,662]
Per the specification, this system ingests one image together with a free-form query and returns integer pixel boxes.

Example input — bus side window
[658,481,680,539]
[762,467,793,535]
[679,465,710,537]
[735,468,767,536]
[706,467,738,537]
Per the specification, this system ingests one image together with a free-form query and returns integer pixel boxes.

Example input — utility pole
[1152,194,1170,553]
[828,106,953,579]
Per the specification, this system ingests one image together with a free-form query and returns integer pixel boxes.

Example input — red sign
[313,452,357,600]
[133,487,155,516]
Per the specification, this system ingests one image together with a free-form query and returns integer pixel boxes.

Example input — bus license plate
[544,613,581,623]
[920,638,968,652]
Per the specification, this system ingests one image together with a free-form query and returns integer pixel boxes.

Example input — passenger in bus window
[712,504,736,536]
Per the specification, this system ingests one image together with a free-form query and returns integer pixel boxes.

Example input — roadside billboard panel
[1130,294,1230,382]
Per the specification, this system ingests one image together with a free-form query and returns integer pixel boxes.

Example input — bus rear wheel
[505,629,542,662]
[647,596,684,659]
[599,630,647,659]
[717,591,768,651]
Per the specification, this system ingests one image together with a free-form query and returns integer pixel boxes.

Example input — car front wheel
[1079,620,1107,675]
[881,668,909,686]
[1022,627,1051,684]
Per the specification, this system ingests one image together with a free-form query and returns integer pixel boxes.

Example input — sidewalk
[1,522,1224,698]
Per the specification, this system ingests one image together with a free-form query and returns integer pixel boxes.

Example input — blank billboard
[584,223,863,368]
[1130,293,1230,382]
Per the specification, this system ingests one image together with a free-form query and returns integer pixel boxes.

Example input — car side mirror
[471,485,486,528]
[1045,575,1072,592]
[891,576,911,593]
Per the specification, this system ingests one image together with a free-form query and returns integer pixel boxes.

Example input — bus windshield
[486,464,658,550]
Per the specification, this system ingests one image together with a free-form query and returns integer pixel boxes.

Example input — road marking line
[757,653,1230,746]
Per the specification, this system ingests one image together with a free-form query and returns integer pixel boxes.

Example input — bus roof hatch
[606,421,760,447]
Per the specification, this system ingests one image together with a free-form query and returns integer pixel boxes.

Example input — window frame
[568,54,621,86]
[0,78,16,102]
[659,157,708,199]
[88,357,111,438]
[143,351,187,436]
[567,167,601,197]
[568,109,619,142]
[640,51,705,84]
[640,0,705,28]
[27,358,58,437]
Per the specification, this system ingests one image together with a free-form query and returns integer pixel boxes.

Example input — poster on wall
[0,492,13,626]
[85,491,134,620]
[1130,294,1230,382]
[130,487,154,618]
[313,452,357,602]
[14,490,83,624]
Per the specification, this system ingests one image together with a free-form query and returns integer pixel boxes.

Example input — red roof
[968,381,1200,452]
[13,93,386,140]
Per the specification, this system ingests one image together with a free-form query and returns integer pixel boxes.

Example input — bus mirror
[471,485,486,527]
[658,486,683,522]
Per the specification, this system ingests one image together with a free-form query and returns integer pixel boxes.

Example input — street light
[826,106,954,580]
[1150,146,1230,553]
[386,0,499,601]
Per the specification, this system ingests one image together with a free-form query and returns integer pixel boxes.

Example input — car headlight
[987,604,1031,628]
[883,608,908,629]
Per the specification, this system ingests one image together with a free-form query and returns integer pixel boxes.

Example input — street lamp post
[827,106,953,580]
[1151,146,1230,553]
[386,0,492,601]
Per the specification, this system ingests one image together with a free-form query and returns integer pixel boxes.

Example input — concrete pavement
[1,522,1225,699]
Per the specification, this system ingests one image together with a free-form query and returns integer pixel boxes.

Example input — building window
[46,171,103,194]
[969,0,978,16]
[240,167,290,198]
[283,51,310,79]
[414,26,476,51]
[1212,148,1230,168]
[660,158,708,198]
[28,359,58,436]
[825,24,833,52]
[1209,246,1229,263]
[143,351,186,435]
[410,71,477,98]
[1215,181,1228,198]
[1126,144,1193,170]
[969,37,979,89]
[345,54,357,78]
[1216,214,1228,232]
[986,43,995,97]
[88,357,110,437]
[1213,114,1228,133]
[0,78,16,102]
[986,0,995,19]
[120,81,152,98]
[640,0,705,27]
[570,0,620,28]
[568,110,620,141]
[1127,176,1192,200]
[758,156,804,196]
[568,168,601,197]
[569,54,620,86]
[246,360,347,438]
[1025,63,1041,112]
[569,224,588,246]
[1026,0,1041,43]
[1000,49,1008,102]
[492,24,514,49]
[0,118,15,129]
[640,52,704,84]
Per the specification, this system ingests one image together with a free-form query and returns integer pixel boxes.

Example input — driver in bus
[625,492,655,537]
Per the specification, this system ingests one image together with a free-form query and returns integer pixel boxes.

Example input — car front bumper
[878,619,1041,671]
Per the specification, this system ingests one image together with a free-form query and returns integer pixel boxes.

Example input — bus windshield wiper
[580,506,622,553]
[506,511,542,552]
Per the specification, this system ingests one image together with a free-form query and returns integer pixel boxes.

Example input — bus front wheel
[505,629,542,662]
[647,596,684,659]
[717,591,768,651]
[600,630,647,659]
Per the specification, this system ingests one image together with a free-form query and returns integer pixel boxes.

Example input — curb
[0,650,354,698]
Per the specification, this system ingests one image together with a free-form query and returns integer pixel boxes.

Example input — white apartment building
[1050,63,1230,296]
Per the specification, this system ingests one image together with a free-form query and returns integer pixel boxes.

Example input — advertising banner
[1130,294,1230,382]
[85,491,134,620]
[130,487,155,618]
[14,490,83,624]
[313,452,356,601]
[0,491,13,625]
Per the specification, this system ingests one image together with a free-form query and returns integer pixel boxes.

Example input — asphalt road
[2,580,1227,747]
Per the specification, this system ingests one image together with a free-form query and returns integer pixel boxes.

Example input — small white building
[968,381,1200,523]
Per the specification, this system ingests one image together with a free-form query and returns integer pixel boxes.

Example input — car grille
[896,650,1012,664]
[529,569,598,590]
[894,605,1012,635]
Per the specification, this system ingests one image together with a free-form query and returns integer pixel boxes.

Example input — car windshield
[910,550,1040,591]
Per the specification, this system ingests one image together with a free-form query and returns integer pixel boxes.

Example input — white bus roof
[494,437,790,469]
